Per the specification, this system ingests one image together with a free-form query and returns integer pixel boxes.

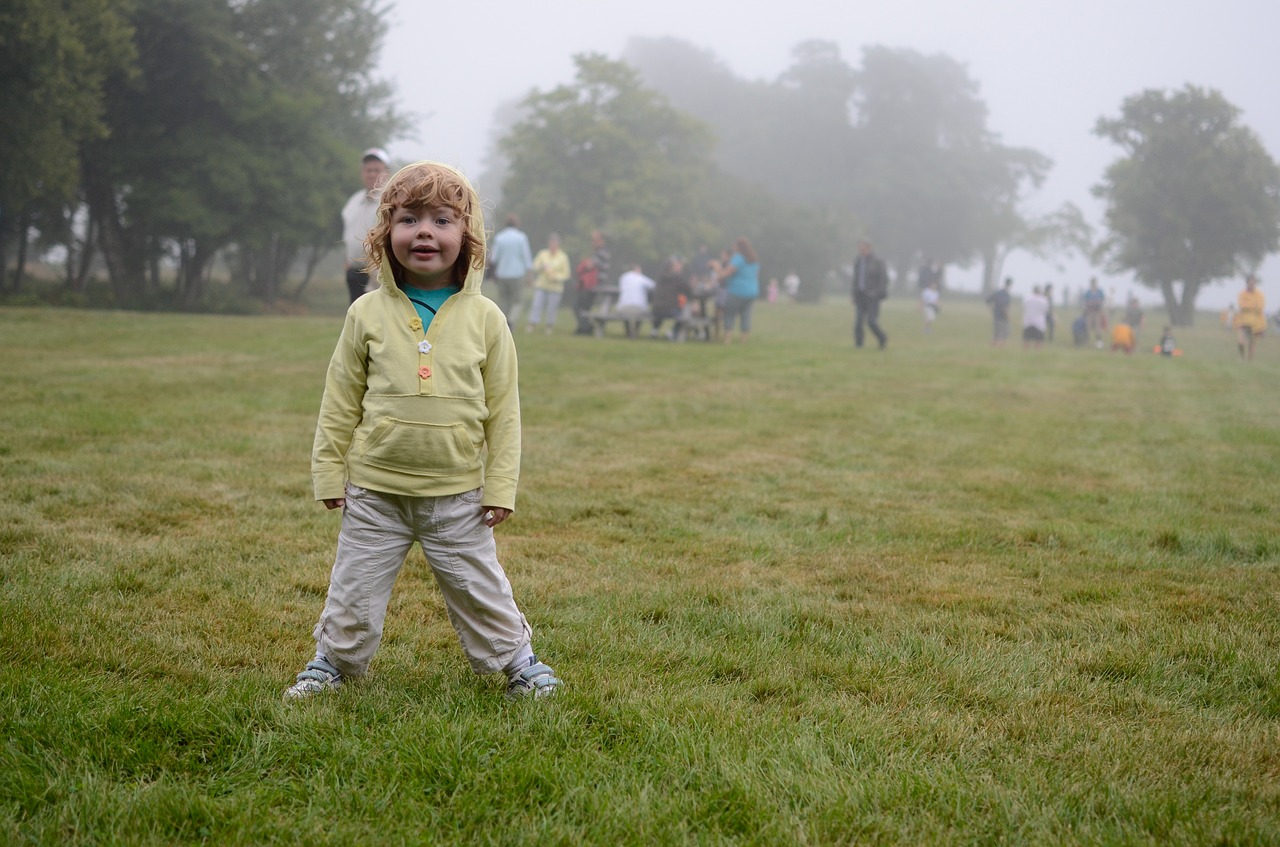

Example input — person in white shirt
[1021,285,1050,350]
[340,148,390,304]
[920,281,940,334]
[783,271,800,303]
[615,263,656,338]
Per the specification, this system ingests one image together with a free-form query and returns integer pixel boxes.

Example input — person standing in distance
[851,240,889,349]
[718,236,761,344]
[1082,277,1107,348]
[1235,274,1266,362]
[986,277,1014,347]
[487,214,534,328]
[525,233,571,334]
[340,148,391,304]
[573,230,610,335]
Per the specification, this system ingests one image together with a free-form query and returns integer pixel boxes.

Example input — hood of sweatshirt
[376,161,487,297]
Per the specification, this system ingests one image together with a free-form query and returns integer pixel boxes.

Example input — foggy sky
[378,0,1280,310]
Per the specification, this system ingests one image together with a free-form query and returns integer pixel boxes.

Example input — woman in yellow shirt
[526,233,572,334]
[1235,275,1266,361]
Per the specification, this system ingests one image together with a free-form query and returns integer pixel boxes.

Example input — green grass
[2,297,1278,845]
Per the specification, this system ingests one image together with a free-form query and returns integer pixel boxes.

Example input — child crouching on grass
[285,161,561,702]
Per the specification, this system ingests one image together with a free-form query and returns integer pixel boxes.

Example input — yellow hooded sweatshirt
[311,162,521,511]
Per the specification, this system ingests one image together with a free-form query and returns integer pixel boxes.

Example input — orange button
[418,366,432,379]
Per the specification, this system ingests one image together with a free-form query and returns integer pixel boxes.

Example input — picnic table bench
[585,287,648,337]
[585,287,717,341]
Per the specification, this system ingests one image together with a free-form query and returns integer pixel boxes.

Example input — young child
[920,280,940,334]
[285,161,561,702]
[1110,320,1135,354]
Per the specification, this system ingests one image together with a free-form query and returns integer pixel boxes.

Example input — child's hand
[323,498,345,510]
[482,506,511,527]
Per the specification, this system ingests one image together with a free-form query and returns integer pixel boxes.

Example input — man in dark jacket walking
[852,240,889,349]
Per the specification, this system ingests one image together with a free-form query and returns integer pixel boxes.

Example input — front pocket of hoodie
[360,418,478,477]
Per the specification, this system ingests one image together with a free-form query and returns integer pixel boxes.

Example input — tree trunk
[180,240,213,306]
[84,170,146,306]
[1177,279,1200,326]
[1159,280,1179,325]
[0,213,8,293]
[12,212,31,292]
[70,213,98,294]
[1160,279,1201,326]
[980,244,1002,295]
[147,243,162,299]
[292,242,331,298]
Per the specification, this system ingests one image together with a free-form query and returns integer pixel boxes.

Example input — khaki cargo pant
[313,483,532,677]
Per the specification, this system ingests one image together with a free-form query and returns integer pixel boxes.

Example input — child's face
[390,203,465,289]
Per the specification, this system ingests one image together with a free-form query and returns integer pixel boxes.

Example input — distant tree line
[4,10,1276,324]
[491,40,1279,322]
[0,0,398,309]
[488,42,1090,303]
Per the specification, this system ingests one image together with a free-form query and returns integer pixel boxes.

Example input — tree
[1094,86,1280,325]
[499,54,718,269]
[0,0,134,290]
[626,37,860,217]
[76,0,398,308]
[231,0,400,303]
[850,46,1051,288]
[497,53,839,290]
[625,39,1055,293]
[622,37,859,287]
[981,202,1093,293]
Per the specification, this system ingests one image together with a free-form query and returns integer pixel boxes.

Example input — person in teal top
[718,236,760,344]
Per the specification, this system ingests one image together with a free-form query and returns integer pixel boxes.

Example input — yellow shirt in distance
[1237,289,1266,333]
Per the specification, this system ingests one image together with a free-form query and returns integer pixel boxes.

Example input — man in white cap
[340,147,390,304]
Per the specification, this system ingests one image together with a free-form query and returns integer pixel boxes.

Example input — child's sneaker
[505,659,562,701]
[283,658,342,701]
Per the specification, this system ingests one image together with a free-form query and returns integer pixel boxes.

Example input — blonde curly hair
[363,162,486,287]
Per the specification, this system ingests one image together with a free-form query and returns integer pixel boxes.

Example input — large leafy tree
[230,0,399,302]
[78,0,398,307]
[498,53,840,290]
[0,0,134,290]
[1094,86,1280,325]
[626,38,1061,295]
[499,54,718,270]
[850,46,1051,287]
[618,38,855,291]
[981,202,1093,293]
[625,37,858,217]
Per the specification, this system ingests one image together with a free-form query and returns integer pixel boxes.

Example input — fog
[378,0,1280,311]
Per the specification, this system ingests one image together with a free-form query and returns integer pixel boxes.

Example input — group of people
[984,276,1153,353]
[483,221,768,344]
[979,273,1270,361]
[615,238,764,344]
[983,277,1058,349]
[486,217,577,335]
[346,155,777,346]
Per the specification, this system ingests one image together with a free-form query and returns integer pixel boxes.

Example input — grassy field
[1,295,1278,845]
